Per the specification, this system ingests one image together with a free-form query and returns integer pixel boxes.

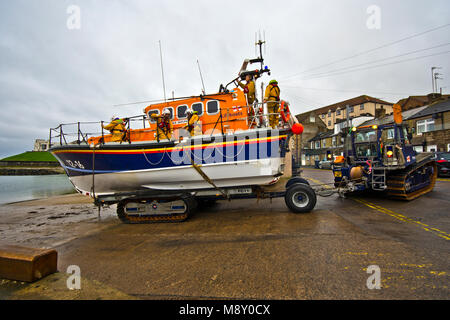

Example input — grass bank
[1,151,57,162]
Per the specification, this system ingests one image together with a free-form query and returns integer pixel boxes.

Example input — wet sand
[0,193,119,249]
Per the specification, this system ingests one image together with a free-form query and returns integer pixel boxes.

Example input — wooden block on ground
[0,244,58,282]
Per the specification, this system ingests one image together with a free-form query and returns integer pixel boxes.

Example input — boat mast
[159,40,167,103]
[197,59,206,95]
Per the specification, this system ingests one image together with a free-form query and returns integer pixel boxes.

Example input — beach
[0,193,118,249]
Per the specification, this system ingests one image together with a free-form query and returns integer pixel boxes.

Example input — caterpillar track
[386,159,437,201]
[116,197,196,223]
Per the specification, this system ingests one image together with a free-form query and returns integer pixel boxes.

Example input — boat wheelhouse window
[148,109,160,123]
[177,105,188,119]
[191,102,203,116]
[206,100,219,115]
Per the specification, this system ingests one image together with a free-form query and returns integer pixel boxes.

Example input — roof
[308,130,335,142]
[360,105,428,126]
[396,94,450,109]
[312,95,393,115]
[408,99,450,120]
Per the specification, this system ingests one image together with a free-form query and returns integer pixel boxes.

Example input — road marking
[303,175,450,241]
[354,198,450,241]
[306,177,333,188]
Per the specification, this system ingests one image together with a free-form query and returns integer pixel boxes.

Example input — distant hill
[1,151,57,162]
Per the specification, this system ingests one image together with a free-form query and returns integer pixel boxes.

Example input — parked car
[433,152,450,177]
[318,159,333,169]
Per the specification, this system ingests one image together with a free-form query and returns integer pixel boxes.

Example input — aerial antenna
[263,30,266,55]
[197,59,206,94]
[158,40,167,103]
[254,30,266,71]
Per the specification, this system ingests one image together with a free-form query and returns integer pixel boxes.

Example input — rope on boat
[143,148,166,166]
[215,142,245,159]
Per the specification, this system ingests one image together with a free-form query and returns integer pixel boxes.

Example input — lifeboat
[49,45,304,223]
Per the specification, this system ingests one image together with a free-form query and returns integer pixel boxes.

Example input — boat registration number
[229,188,252,195]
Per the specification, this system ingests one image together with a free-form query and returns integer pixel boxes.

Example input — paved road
[1,169,449,299]
[60,169,449,299]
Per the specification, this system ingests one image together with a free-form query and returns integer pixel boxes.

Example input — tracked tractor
[332,106,437,200]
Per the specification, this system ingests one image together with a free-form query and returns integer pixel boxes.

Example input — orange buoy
[291,123,304,135]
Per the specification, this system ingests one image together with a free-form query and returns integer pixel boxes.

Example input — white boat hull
[70,158,285,196]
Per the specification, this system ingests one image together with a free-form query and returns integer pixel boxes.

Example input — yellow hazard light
[352,127,357,132]
[387,150,393,158]
[372,125,378,129]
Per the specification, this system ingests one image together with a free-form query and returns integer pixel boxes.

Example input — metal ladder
[372,167,387,191]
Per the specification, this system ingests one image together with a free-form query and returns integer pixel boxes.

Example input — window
[414,146,423,153]
[148,109,160,123]
[360,104,364,110]
[349,106,354,113]
[336,109,341,116]
[321,114,325,119]
[328,110,331,117]
[315,141,320,149]
[416,119,435,135]
[332,136,336,146]
[427,145,437,152]
[311,141,314,149]
[206,100,219,115]
[355,144,377,157]
[310,114,315,123]
[355,131,377,143]
[191,102,204,116]
[385,128,394,140]
[328,120,331,126]
[177,105,188,119]
[448,144,450,152]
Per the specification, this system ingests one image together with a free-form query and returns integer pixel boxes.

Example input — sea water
[0,175,75,205]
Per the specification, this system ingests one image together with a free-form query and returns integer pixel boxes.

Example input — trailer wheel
[285,183,316,214]
[285,177,310,189]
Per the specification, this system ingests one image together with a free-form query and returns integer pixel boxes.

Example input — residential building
[396,93,450,111]
[406,99,450,153]
[294,110,328,166]
[302,115,373,166]
[315,95,394,130]
[358,99,450,153]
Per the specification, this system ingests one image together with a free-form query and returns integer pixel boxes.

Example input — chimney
[375,106,386,118]
[427,93,442,104]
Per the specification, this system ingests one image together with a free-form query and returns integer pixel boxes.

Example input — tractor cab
[333,123,419,191]
[343,123,416,169]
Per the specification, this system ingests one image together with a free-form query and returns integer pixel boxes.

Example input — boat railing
[49,101,293,147]
[49,115,150,147]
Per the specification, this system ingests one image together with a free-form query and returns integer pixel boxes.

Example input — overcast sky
[1,0,449,157]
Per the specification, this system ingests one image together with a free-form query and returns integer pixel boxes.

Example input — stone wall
[0,161,60,167]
